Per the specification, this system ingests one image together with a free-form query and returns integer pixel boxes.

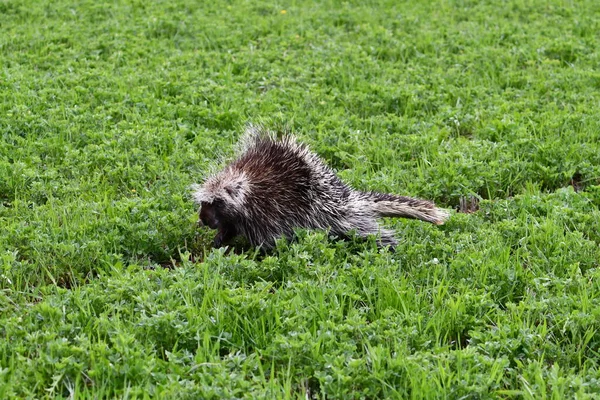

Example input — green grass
[1,0,600,397]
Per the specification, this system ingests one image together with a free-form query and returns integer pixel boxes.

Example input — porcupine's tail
[363,192,450,225]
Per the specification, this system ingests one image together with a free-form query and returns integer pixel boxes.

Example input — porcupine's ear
[218,173,249,210]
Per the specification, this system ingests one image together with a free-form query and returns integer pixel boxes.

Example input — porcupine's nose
[199,213,219,229]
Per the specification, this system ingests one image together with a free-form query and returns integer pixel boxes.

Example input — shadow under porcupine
[191,125,449,252]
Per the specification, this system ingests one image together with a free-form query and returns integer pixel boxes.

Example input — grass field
[2,0,600,398]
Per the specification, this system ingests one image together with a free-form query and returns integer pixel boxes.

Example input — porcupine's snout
[198,202,220,230]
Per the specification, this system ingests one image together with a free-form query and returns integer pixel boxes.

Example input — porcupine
[191,126,449,251]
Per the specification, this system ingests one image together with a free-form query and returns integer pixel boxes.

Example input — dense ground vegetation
[1,0,600,398]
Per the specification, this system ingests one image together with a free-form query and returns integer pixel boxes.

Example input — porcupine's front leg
[213,223,237,248]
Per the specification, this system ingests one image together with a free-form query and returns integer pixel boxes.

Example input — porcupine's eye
[199,202,220,229]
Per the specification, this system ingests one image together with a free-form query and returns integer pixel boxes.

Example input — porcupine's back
[226,133,351,247]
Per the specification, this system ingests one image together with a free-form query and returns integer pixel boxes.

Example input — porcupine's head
[191,167,250,230]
